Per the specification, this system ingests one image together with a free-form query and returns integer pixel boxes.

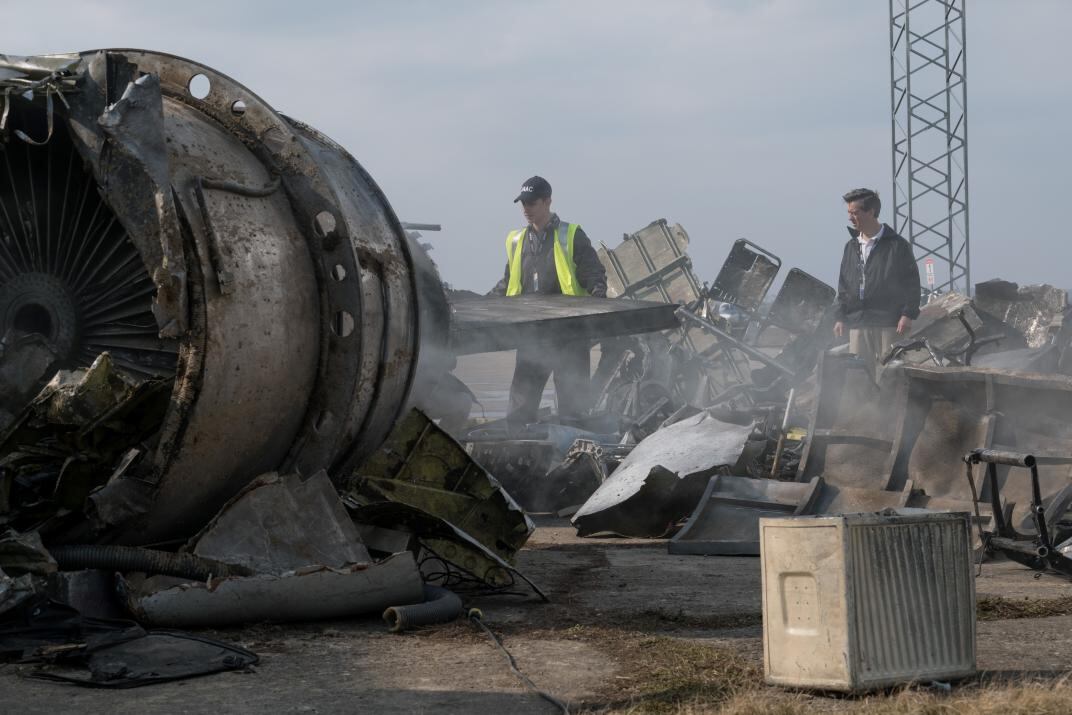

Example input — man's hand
[897,316,913,335]
[833,321,845,338]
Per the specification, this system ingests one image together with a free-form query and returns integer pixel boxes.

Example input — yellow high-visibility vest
[504,222,587,297]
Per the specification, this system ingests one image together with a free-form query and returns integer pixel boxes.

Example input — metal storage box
[760,512,976,691]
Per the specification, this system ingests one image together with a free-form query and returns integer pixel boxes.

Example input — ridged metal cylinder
[0,50,449,542]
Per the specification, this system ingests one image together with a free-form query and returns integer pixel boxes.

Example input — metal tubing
[966,448,1036,468]
[675,308,795,377]
[989,537,1048,560]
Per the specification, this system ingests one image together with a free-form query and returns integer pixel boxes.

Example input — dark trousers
[507,338,591,430]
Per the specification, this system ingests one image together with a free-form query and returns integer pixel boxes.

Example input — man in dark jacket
[492,176,607,430]
[833,188,921,379]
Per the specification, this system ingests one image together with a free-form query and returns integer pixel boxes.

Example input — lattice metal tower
[890,0,969,295]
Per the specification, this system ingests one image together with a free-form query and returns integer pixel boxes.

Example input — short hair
[843,188,881,217]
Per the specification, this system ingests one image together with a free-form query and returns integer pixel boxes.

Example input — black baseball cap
[514,175,552,203]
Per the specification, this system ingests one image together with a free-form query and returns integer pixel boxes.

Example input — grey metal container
[760,511,976,692]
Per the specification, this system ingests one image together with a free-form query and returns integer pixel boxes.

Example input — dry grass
[977,595,1072,621]
[717,681,1072,715]
[561,624,1072,714]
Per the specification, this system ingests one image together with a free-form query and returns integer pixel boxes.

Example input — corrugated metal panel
[761,512,976,692]
[848,519,975,686]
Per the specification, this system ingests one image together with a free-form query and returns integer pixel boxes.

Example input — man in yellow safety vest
[493,175,608,431]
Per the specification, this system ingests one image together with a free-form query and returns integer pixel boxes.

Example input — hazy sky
[6,1,1071,293]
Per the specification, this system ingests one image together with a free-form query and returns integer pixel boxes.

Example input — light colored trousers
[848,327,898,381]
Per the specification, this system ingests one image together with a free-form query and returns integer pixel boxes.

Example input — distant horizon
[7,0,1071,295]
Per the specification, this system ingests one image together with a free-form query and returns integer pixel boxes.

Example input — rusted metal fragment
[572,412,757,537]
[120,553,423,627]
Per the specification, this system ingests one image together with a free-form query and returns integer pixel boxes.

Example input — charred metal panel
[975,280,1067,349]
[707,239,781,312]
[449,295,680,355]
[572,412,756,537]
[796,352,901,491]
[799,354,1072,528]
[346,410,534,564]
[1,50,450,543]
[764,269,836,336]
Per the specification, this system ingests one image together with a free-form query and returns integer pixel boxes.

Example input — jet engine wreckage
[0,50,688,684]
[2,48,1072,695]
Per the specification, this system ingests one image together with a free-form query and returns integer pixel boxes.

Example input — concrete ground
[3,517,1072,713]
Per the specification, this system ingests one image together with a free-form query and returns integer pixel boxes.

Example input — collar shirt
[856,224,885,299]
[857,223,885,265]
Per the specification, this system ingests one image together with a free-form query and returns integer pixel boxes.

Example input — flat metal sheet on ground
[669,475,820,555]
[449,295,680,354]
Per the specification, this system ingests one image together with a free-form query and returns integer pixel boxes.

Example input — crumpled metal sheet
[31,631,258,688]
[670,473,1004,556]
[121,554,423,628]
[449,295,681,355]
[0,566,37,616]
[188,471,370,574]
[0,54,80,86]
[571,412,756,536]
[95,72,188,338]
[348,409,534,564]
[975,280,1067,349]
[119,469,423,627]
[908,292,984,357]
[348,501,547,598]
[1,354,170,532]
[798,354,1072,529]
[0,530,56,575]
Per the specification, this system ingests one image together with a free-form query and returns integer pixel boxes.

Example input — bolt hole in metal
[332,310,355,338]
[314,211,337,238]
[331,264,347,281]
[230,99,246,116]
[13,303,53,337]
[187,73,211,100]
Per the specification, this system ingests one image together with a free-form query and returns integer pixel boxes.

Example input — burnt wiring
[417,544,543,601]
[468,609,571,715]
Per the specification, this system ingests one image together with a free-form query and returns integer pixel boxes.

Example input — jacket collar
[846,222,889,240]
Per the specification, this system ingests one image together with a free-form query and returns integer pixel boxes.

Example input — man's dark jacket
[835,224,921,328]
[492,215,608,297]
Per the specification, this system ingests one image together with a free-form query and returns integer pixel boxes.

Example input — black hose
[50,545,253,581]
[383,585,463,633]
